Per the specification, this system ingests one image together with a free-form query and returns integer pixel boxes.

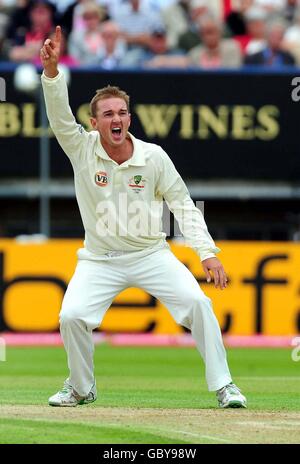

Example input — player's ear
[90,117,97,129]
[128,113,131,128]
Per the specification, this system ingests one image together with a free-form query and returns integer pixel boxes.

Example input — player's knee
[184,291,210,309]
[59,309,80,327]
[181,292,213,322]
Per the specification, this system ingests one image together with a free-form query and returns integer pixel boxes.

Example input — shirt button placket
[113,169,122,187]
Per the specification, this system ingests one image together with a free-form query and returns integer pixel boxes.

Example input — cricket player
[40,26,247,409]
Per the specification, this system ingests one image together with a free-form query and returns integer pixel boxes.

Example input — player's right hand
[40,25,61,77]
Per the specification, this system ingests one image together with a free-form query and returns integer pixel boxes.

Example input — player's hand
[202,257,227,290]
[40,25,61,78]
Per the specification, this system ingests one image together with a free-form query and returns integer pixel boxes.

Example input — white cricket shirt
[41,70,220,261]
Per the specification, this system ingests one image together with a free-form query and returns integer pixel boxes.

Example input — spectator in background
[161,0,193,50]
[121,25,185,68]
[282,0,300,23]
[188,14,242,68]
[162,0,210,50]
[68,1,105,65]
[96,20,127,69]
[8,0,56,62]
[112,0,164,50]
[162,0,226,52]
[0,0,15,48]
[60,0,109,38]
[5,0,33,44]
[177,0,212,52]
[245,18,295,65]
[283,7,300,63]
[242,6,267,55]
[282,8,300,66]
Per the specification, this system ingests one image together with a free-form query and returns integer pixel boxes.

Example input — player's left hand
[202,257,227,290]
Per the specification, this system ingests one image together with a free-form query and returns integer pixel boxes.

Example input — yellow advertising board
[0,239,299,335]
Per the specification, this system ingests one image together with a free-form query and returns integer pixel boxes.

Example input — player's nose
[112,112,121,122]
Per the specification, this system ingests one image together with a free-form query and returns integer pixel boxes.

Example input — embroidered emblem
[95,171,108,187]
[128,175,146,193]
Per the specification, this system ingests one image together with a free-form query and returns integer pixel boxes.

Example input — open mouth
[111,127,122,139]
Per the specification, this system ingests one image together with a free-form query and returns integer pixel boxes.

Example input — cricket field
[0,345,299,444]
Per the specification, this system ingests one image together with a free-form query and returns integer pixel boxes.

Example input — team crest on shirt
[95,171,108,187]
[128,175,146,193]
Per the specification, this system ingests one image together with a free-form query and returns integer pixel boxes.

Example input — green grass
[0,345,299,443]
[1,345,299,409]
[0,418,188,444]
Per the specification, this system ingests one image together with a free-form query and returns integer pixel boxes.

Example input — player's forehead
[97,97,128,114]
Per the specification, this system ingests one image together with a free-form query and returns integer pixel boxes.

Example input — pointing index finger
[55,25,61,44]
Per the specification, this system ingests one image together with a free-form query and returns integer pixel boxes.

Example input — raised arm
[40,26,89,165]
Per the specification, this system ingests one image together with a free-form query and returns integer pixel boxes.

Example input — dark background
[1,68,300,180]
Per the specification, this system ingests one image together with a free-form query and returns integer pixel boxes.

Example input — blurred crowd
[1,0,300,69]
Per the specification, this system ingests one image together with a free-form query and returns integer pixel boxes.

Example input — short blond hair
[90,85,130,117]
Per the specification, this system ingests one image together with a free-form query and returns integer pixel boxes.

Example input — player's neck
[101,135,134,165]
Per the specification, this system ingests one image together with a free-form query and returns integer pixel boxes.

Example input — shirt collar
[95,132,146,167]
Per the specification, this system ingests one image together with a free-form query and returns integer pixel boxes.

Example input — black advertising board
[1,67,300,180]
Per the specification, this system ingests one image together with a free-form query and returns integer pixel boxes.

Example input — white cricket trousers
[59,245,232,396]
